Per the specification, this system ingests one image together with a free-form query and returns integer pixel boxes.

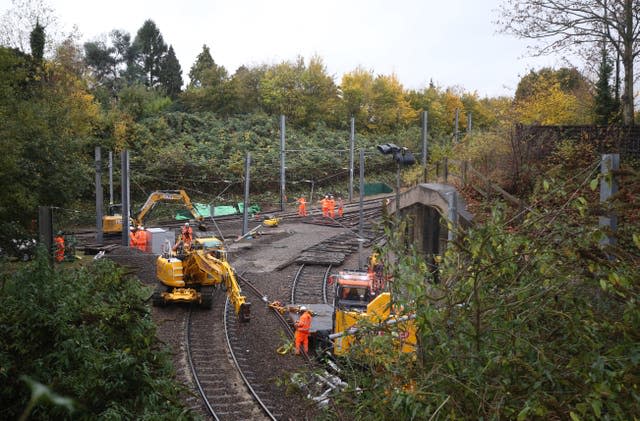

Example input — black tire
[200,286,213,309]
[152,286,166,307]
[239,302,251,322]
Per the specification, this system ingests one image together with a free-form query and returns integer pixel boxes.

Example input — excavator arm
[134,190,205,227]
[187,249,251,321]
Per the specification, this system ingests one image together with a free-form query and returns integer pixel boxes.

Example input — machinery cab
[333,270,375,312]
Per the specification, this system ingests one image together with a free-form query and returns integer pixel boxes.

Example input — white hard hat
[300,306,307,311]
[185,222,190,226]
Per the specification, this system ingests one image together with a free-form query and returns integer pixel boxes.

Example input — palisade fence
[425,124,640,207]
[513,124,640,160]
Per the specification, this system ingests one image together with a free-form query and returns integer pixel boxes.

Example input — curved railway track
[186,292,276,421]
[238,274,314,366]
[291,264,333,306]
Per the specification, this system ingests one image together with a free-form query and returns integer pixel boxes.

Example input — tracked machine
[153,236,251,321]
[103,189,206,234]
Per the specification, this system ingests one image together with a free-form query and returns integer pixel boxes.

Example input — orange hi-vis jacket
[297,197,307,216]
[135,229,148,252]
[320,197,329,216]
[54,236,65,262]
[296,311,312,334]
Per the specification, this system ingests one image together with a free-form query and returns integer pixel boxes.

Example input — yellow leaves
[514,80,593,125]
[340,69,417,132]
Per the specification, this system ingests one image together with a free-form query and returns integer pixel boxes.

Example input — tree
[188,44,220,88]
[0,0,59,55]
[594,48,619,124]
[84,30,135,100]
[515,67,589,103]
[514,67,594,125]
[180,44,230,112]
[159,45,182,98]
[226,64,267,114]
[130,20,167,88]
[29,20,44,63]
[339,66,374,127]
[0,44,99,233]
[498,0,640,125]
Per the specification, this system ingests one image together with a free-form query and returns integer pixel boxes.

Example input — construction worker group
[297,194,344,218]
[129,225,148,252]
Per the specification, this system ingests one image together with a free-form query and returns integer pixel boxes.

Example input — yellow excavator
[153,236,251,321]
[103,190,205,234]
[327,263,416,356]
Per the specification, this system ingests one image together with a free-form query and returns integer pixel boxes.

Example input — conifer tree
[160,45,183,98]
[594,48,619,124]
[131,20,167,88]
[29,20,44,63]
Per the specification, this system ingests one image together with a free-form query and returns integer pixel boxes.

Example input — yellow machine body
[154,236,250,321]
[262,217,281,227]
[333,293,417,356]
[102,214,123,234]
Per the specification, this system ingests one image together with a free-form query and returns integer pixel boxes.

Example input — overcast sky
[1,0,563,98]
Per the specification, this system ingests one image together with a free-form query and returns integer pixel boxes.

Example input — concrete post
[349,117,355,202]
[454,108,459,143]
[121,150,130,247]
[95,147,103,244]
[358,149,365,270]
[242,152,251,236]
[280,115,286,211]
[467,111,472,133]
[108,151,113,205]
[396,161,401,216]
[38,206,53,265]
[422,110,428,182]
[443,157,449,183]
[599,154,619,246]
[446,190,458,242]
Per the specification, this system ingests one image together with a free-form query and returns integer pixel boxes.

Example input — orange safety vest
[320,198,329,216]
[129,230,138,247]
[296,311,312,334]
[54,236,65,262]
[135,229,147,251]
[297,197,307,215]
[181,226,193,248]
[328,198,336,216]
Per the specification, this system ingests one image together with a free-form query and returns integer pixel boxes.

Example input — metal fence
[514,124,640,160]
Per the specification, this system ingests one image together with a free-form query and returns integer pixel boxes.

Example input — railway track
[186,292,276,421]
[238,274,314,366]
[291,264,333,305]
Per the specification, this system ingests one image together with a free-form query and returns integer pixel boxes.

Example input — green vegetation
[0,251,196,419]
[1,5,639,418]
[329,152,640,419]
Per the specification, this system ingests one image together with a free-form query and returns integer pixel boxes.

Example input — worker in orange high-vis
[328,195,336,218]
[135,226,147,252]
[294,306,313,355]
[297,196,308,216]
[337,196,344,218]
[181,222,193,249]
[54,231,65,262]
[129,226,138,249]
[320,195,329,218]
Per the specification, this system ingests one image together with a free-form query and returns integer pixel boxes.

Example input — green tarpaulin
[175,203,261,220]
[363,183,393,196]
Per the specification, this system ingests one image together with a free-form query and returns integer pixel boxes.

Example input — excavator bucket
[239,303,251,322]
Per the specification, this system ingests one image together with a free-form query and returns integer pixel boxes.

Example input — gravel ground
[106,218,364,420]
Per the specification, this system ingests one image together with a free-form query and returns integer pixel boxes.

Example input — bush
[0,251,196,420]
